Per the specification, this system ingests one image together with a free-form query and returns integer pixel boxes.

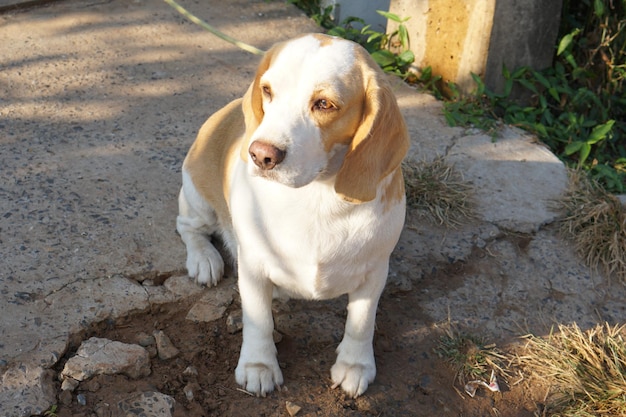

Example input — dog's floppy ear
[334,53,410,203]
[240,43,282,162]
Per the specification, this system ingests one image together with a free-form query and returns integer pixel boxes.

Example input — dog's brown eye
[262,85,272,98]
[313,98,334,111]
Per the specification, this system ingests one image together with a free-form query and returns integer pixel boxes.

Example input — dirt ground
[53,236,548,417]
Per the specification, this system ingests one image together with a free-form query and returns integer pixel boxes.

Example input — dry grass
[403,157,474,228]
[435,326,509,387]
[516,322,626,417]
[559,170,626,282]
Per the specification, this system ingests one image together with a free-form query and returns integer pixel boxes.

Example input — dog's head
[241,33,409,203]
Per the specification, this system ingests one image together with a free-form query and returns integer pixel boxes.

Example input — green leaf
[511,66,528,79]
[565,141,583,155]
[594,0,605,17]
[548,87,560,102]
[516,78,538,94]
[533,71,551,89]
[398,24,409,48]
[578,142,592,165]
[502,64,511,80]
[371,50,397,67]
[377,10,405,23]
[587,120,615,144]
[398,50,415,65]
[470,73,485,95]
[557,29,580,56]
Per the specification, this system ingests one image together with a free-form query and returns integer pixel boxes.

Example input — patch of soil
[53,252,546,417]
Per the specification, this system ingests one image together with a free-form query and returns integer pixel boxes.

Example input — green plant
[435,327,508,386]
[287,0,334,28]
[43,405,58,417]
[441,0,626,193]
[327,11,415,76]
[289,1,415,77]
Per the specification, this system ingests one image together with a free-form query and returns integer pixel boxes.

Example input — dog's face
[241,34,409,203]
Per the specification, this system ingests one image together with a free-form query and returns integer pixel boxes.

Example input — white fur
[177,34,406,398]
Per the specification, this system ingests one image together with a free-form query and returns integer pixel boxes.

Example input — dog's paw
[330,341,376,397]
[185,242,224,286]
[235,353,283,397]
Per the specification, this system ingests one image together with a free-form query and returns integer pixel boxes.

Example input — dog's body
[177,34,409,398]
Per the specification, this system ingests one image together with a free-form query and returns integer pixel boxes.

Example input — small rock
[59,389,73,406]
[186,284,235,323]
[153,330,180,360]
[136,332,155,347]
[183,382,199,401]
[117,391,176,417]
[182,365,198,378]
[77,393,87,406]
[94,403,112,417]
[286,401,302,416]
[163,275,205,297]
[61,337,151,385]
[226,310,243,334]
[61,376,79,391]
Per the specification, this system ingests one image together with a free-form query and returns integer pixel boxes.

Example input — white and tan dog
[177,33,409,398]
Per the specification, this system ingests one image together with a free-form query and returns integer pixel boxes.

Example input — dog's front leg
[235,263,283,396]
[331,263,388,397]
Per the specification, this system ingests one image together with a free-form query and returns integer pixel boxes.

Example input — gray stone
[117,391,176,417]
[153,331,179,360]
[185,279,236,323]
[61,338,151,387]
[0,363,56,417]
[446,127,568,233]
[163,275,206,298]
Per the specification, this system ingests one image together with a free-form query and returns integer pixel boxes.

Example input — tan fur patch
[334,46,410,203]
[381,167,406,213]
[184,98,245,227]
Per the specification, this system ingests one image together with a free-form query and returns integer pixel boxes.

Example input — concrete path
[0,1,624,416]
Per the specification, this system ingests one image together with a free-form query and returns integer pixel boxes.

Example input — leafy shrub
[444,0,626,193]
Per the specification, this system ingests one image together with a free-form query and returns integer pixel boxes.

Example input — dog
[176,33,409,398]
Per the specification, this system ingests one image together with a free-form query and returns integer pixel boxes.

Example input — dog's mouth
[250,163,324,189]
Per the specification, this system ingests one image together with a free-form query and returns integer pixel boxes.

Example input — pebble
[153,330,180,360]
[286,401,302,416]
[59,389,73,406]
[136,332,155,347]
[182,365,198,378]
[77,393,87,406]
[226,310,243,334]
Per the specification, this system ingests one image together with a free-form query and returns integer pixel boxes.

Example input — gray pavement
[0,1,624,416]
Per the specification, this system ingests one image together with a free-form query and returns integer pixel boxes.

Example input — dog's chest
[230,172,399,299]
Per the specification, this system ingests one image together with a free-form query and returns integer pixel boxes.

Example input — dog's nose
[249,141,286,170]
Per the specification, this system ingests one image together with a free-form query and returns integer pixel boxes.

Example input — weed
[435,326,508,387]
[289,1,415,77]
[43,405,58,417]
[403,157,474,228]
[516,322,626,417]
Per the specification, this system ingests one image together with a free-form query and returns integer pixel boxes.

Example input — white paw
[330,342,376,397]
[185,242,224,286]
[235,348,283,397]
